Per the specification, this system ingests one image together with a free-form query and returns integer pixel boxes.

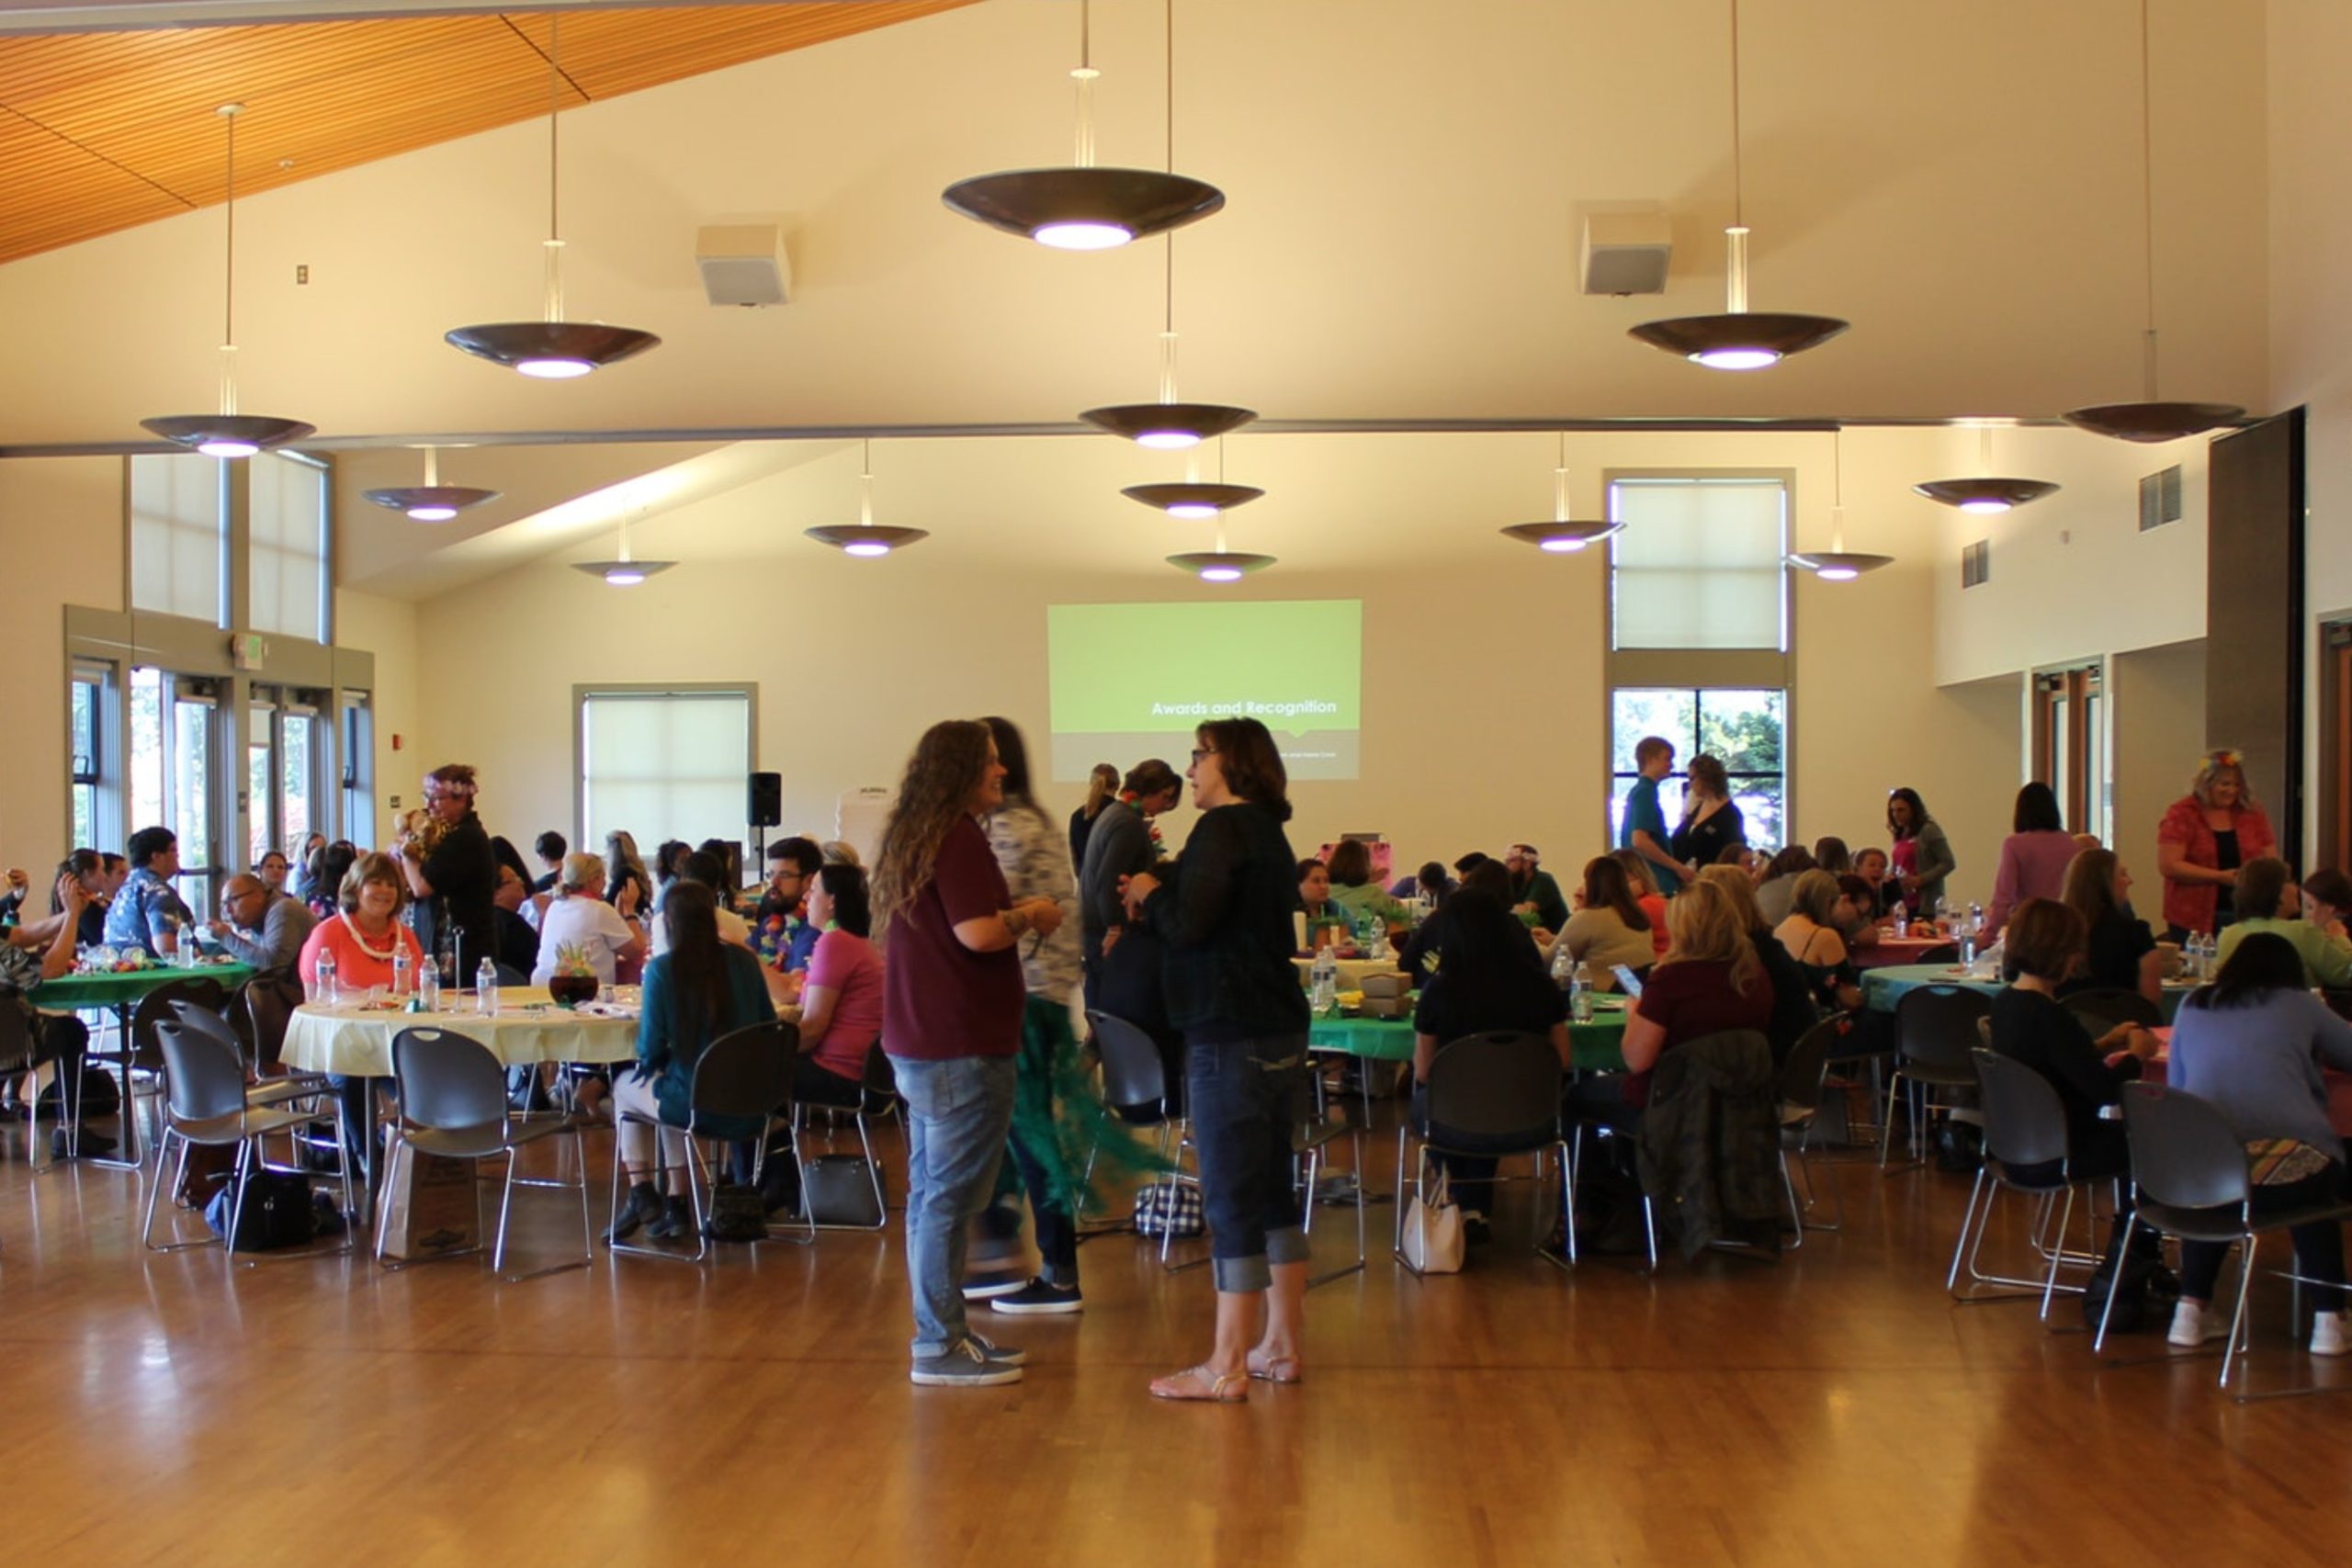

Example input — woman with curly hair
[2155,748,2276,941]
[874,720,1065,1388]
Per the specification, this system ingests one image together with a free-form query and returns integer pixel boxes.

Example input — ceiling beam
[0,0,806,35]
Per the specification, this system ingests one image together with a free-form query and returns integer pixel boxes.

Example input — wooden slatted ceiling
[0,2,973,264]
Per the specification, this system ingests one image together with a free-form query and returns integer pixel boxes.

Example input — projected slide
[1047,600,1363,782]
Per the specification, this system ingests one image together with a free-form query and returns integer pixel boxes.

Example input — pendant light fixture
[1167,498,1272,582]
[805,440,929,558]
[361,447,500,523]
[1123,436,1262,518]
[2062,1,2245,443]
[1629,0,1849,370]
[140,105,316,458]
[1500,434,1623,553]
[943,0,1222,251]
[1082,233,1254,447]
[571,510,675,587]
[447,17,660,378]
[1787,428,1892,581]
[1913,423,2060,514]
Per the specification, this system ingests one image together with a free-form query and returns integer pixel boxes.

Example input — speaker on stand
[748,771,783,875]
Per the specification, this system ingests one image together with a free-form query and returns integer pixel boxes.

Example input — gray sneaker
[963,1330,1027,1367]
[910,1337,1023,1387]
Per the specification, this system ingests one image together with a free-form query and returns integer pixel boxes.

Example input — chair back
[689,1020,795,1122]
[390,1028,509,1131]
[0,1001,38,1074]
[1089,1010,1169,1111]
[130,976,227,1068]
[155,1020,252,1123]
[2063,987,2161,1032]
[1778,1016,1845,1111]
[1896,986,1991,1070]
[242,979,300,1071]
[170,998,244,1058]
[2121,1081,2251,1212]
[1971,1048,2071,1168]
[1424,1031,1565,1142]
[859,1040,899,1111]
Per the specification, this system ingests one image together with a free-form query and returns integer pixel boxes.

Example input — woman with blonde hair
[1696,863,1822,1065]
[1772,869,1864,1012]
[2156,748,2277,942]
[1069,761,1121,867]
[874,720,1064,1388]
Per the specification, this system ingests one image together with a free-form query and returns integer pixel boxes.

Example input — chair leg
[2092,1213,2140,1353]
[2039,1187,2075,1320]
[140,1131,198,1252]
[1781,1147,1805,1251]
[1390,1123,1410,1252]
[2219,1235,2258,1391]
[1946,1168,1989,1292]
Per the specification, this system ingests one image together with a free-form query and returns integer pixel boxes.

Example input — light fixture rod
[544,16,566,321]
[1165,0,1175,175]
[217,103,241,417]
[1071,0,1099,167]
[1554,431,1569,521]
[1728,0,1745,231]
[1724,225,1750,315]
[424,446,438,486]
[860,437,875,527]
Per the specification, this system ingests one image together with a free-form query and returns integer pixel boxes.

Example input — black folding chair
[1777,1017,1846,1244]
[1881,986,1988,1169]
[608,1020,801,1264]
[1394,1030,1569,1275]
[2098,1081,2352,1399]
[82,975,225,1168]
[1947,1049,2100,1314]
[141,1020,353,1259]
[1084,1010,1201,1269]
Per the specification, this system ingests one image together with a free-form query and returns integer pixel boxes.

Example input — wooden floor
[5,1107,2350,1568]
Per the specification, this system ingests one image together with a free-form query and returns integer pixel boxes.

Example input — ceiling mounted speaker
[696,223,792,308]
[1581,211,1673,296]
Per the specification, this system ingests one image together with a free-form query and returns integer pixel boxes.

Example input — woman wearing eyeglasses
[2156,749,2276,942]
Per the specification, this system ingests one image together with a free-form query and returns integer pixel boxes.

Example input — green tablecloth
[1861,963,2192,1021]
[29,961,255,1011]
[1307,1002,1627,1072]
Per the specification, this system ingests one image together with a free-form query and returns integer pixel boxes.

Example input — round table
[1307,998,1629,1073]
[280,990,641,1077]
[30,959,256,1013]
[1849,936,1954,971]
[1292,955,1411,992]
[1861,964,2197,1021]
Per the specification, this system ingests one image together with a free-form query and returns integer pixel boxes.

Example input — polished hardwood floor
[5,1104,2349,1568]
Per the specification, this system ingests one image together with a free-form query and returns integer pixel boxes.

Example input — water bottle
[477,956,500,1017]
[1570,962,1595,1024]
[1309,947,1338,1016]
[418,954,441,1012]
[314,948,337,1007]
[1551,940,1575,988]
[391,945,412,999]
[1891,901,1908,939]
[1959,923,1977,970]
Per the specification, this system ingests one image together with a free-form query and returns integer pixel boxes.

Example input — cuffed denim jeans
[891,1053,1018,1360]
[1185,1032,1310,1293]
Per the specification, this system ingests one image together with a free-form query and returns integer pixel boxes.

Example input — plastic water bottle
[1551,941,1575,988]
[391,945,412,999]
[1310,947,1339,1016]
[418,954,441,1012]
[477,957,499,1017]
[1891,901,1909,939]
[1959,923,1977,970]
[313,948,337,1007]
[1569,962,1595,1024]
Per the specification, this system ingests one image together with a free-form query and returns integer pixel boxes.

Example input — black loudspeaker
[748,772,783,828]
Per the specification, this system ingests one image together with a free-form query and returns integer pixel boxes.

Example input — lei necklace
[340,911,400,962]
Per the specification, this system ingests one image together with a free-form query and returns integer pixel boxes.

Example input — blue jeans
[891,1053,1017,1359]
[1186,1033,1310,1293]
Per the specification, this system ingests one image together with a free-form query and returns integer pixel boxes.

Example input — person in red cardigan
[2155,749,2276,941]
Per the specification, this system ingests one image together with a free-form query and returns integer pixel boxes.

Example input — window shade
[130,455,224,623]
[249,455,326,640]
[1610,479,1788,650]
[581,690,753,850]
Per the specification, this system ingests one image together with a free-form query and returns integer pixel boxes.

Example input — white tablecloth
[1291,955,1409,991]
[280,998,642,1077]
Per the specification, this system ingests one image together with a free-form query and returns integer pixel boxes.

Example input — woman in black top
[1124,716,1310,1404]
[1398,858,1519,987]
[1986,900,2158,1190]
[1410,888,1570,1238]
[1069,761,1119,868]
[2057,848,2162,1005]
[1671,753,1747,877]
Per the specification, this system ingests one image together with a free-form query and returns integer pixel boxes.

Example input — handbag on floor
[1133,1179,1203,1237]
[1401,1170,1466,1273]
[203,1169,318,1252]
[702,1181,769,1243]
[803,1154,885,1226]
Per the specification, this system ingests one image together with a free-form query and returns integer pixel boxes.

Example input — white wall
[2111,640,2208,886]
[332,588,420,849]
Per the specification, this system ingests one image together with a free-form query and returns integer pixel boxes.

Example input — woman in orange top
[2155,750,2276,941]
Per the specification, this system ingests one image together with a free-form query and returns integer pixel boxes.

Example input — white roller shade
[1610,479,1788,651]
[581,690,753,851]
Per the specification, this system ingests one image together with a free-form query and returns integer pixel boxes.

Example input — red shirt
[298,912,425,995]
[882,815,1024,1060]
[2157,795,2276,935]
[1628,957,1774,1108]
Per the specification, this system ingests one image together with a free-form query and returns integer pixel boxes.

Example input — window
[129,666,224,913]
[1611,688,1787,852]
[129,454,226,624]
[2033,664,2107,840]
[341,692,375,849]
[69,663,108,851]
[1609,478,1787,651]
[578,687,755,852]
[249,452,329,641]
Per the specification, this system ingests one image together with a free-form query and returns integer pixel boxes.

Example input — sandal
[1149,1365,1249,1404]
[1246,1349,1302,1384]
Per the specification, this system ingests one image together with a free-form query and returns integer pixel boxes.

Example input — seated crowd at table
[6,733,2352,1391]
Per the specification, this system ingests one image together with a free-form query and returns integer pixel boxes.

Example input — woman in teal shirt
[610,880,776,1242]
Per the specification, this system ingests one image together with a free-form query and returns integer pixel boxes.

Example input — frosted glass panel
[250,454,325,639]
[1610,479,1787,650]
[130,455,224,622]
[581,691,752,850]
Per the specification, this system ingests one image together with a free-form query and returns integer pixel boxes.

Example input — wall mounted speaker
[748,772,783,828]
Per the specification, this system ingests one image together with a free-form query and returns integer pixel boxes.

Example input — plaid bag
[1133,1179,1203,1237]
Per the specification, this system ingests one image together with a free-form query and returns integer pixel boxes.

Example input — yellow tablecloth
[280,989,641,1077]
[1292,955,1410,991]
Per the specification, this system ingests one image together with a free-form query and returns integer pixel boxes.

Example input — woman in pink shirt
[764,863,885,1215]
[297,851,424,996]
[1985,783,2082,937]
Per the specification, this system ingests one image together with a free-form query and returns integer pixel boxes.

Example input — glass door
[170,681,221,916]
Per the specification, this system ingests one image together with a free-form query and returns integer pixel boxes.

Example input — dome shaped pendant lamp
[361,446,500,523]
[1787,429,1892,581]
[944,0,1223,251]
[1169,497,1272,583]
[140,105,316,457]
[805,440,929,558]
[1082,235,1254,449]
[571,509,675,587]
[2062,1,2245,443]
[1629,0,1849,370]
[447,17,659,378]
[1500,434,1623,553]
[1914,423,2060,515]
[1123,435,1262,518]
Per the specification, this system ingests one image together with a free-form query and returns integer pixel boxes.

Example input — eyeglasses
[1190,748,1218,764]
